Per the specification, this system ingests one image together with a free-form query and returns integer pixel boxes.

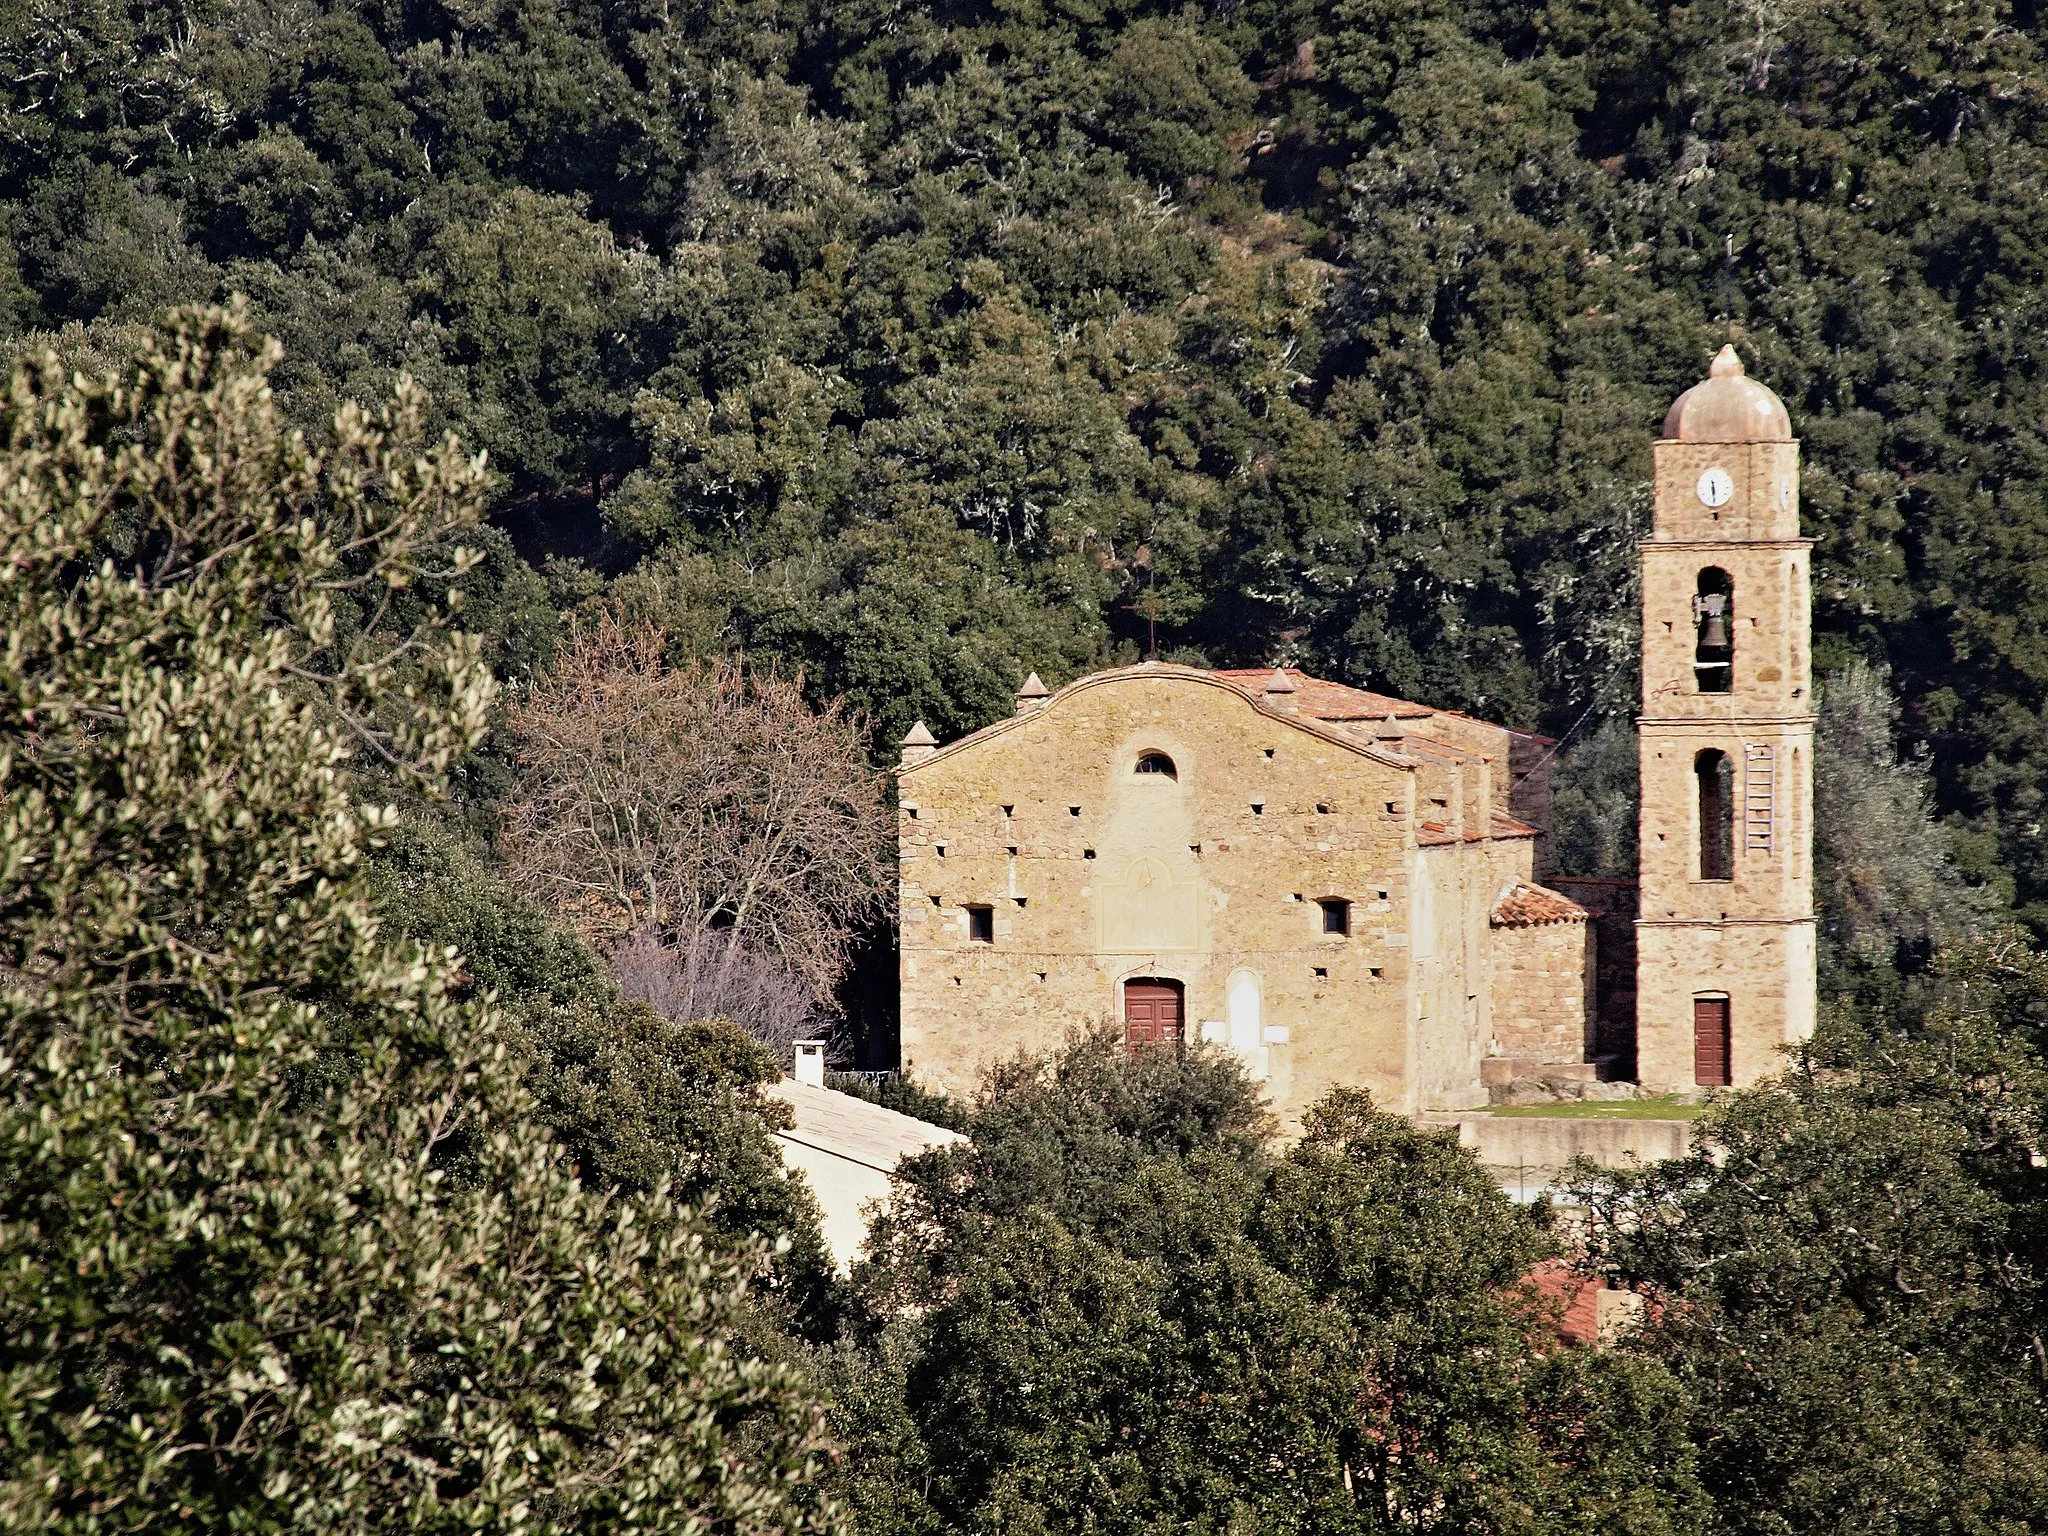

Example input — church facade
[894,349,1816,1117]
[895,667,1598,1123]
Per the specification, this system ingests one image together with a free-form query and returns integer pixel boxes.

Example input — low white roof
[764,1078,966,1174]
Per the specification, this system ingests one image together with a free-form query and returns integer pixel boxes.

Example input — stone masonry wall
[1489,919,1595,1065]
[899,669,1435,1125]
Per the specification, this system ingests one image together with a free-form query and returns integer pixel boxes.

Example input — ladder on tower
[1744,744,1775,854]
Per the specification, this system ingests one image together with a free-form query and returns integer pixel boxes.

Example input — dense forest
[6,0,2048,914]
[3,1,2047,1533]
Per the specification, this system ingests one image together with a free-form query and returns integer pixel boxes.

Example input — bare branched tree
[501,617,894,1002]
[608,927,825,1059]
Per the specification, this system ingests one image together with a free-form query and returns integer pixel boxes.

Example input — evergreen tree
[839,1036,1706,1535]
[0,309,837,1534]
[1572,929,2048,1536]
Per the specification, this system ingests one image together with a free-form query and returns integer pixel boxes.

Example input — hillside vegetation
[5,0,2045,913]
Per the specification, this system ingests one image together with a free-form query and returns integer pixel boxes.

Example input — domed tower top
[1661,345,1792,443]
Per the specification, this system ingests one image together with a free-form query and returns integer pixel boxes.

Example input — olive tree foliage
[1813,661,1992,983]
[0,310,837,1534]
[1549,716,1640,879]
[501,617,894,1002]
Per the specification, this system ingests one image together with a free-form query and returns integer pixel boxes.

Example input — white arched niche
[1225,968,1268,1080]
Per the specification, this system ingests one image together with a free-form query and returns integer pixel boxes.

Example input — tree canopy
[836,1036,1707,1535]
[4,0,2045,913]
[0,308,837,1534]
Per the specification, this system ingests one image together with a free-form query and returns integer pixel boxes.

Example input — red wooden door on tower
[1124,979,1184,1051]
[1693,997,1732,1086]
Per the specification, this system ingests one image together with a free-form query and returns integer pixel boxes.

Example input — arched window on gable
[1134,751,1177,779]
[1696,748,1734,880]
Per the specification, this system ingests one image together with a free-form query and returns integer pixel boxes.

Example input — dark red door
[1693,997,1732,1087]
[1124,980,1184,1052]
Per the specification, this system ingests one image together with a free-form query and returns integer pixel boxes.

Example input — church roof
[1211,668,1551,745]
[1212,668,1436,721]
[1490,881,1590,927]
[1418,815,1542,847]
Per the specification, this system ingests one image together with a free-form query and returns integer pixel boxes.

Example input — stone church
[895,347,1816,1121]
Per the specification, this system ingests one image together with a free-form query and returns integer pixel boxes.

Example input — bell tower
[1636,345,1816,1091]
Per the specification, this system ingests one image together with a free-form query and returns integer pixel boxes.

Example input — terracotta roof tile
[1213,667,1553,744]
[1490,881,1590,927]
[1213,667,1436,722]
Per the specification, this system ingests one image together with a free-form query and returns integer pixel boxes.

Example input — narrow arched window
[1693,568,1734,693]
[1696,749,1734,880]
[1134,751,1177,779]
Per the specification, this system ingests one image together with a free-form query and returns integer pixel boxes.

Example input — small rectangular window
[966,905,994,943]
[1313,966,1328,980]
[1319,898,1352,936]
[1385,801,1399,814]
[1068,805,1081,817]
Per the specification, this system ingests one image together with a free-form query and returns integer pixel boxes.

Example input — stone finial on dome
[899,720,938,767]
[1015,671,1050,714]
[1661,344,1793,443]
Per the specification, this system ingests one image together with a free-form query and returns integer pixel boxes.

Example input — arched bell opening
[1693,568,1733,693]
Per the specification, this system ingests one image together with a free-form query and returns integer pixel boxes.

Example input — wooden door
[1124,979,1184,1052]
[1693,997,1731,1087]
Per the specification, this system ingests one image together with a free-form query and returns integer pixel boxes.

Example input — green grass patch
[1458,1096,1707,1121]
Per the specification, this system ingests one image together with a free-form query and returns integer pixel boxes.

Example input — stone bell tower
[1636,345,1816,1092]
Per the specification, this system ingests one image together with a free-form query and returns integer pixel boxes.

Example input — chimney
[900,720,938,767]
[1015,671,1051,714]
[1374,713,1406,752]
[1263,667,1298,709]
[792,1039,827,1088]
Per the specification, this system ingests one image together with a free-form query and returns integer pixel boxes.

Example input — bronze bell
[1694,593,1730,650]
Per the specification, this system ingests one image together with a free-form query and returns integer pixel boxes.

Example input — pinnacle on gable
[1015,671,1051,714]
[1263,666,1297,695]
[899,720,939,767]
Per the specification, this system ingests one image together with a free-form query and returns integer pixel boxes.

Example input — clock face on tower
[1696,466,1734,508]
